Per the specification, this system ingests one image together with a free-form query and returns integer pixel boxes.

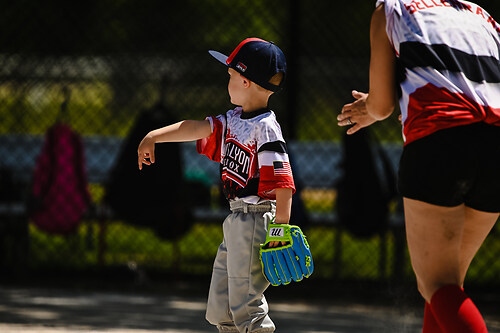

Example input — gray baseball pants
[206,200,275,333]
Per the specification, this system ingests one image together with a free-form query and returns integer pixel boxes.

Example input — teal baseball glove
[259,223,314,286]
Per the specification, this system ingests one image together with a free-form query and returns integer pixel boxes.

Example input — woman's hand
[338,90,378,135]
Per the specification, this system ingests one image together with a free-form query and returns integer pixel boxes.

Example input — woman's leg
[459,207,499,286]
[404,198,497,332]
[423,301,442,333]
[419,206,498,333]
[404,198,465,302]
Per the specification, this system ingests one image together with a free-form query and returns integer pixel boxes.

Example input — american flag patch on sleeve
[273,161,292,176]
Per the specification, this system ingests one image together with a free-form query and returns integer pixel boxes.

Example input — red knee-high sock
[423,302,442,333]
[430,285,487,333]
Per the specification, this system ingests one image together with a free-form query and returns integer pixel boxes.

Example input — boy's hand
[137,133,156,170]
[268,221,289,248]
[268,240,289,248]
[268,216,289,248]
[272,187,293,247]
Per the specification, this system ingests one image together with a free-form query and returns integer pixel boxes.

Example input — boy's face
[227,68,247,106]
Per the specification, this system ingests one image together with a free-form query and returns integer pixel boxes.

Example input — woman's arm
[366,4,396,120]
[137,119,211,169]
[338,4,396,134]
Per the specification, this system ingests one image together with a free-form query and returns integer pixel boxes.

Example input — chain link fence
[1,0,499,288]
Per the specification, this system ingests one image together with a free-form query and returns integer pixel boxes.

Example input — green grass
[27,216,500,286]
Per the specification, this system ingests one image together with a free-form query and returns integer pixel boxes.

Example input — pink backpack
[30,123,91,234]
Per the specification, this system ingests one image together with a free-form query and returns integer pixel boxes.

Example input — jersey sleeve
[256,119,295,199]
[196,115,225,163]
[375,0,400,48]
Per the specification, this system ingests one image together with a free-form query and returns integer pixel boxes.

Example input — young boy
[137,37,295,332]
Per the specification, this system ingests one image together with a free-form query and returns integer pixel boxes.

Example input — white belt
[229,200,274,213]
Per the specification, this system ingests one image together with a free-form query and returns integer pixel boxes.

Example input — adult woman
[338,1,500,332]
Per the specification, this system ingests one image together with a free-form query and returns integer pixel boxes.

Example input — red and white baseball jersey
[377,0,500,145]
[197,107,295,203]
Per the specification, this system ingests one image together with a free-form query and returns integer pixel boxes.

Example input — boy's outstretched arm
[137,119,211,170]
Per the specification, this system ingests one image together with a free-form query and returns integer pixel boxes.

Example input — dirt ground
[0,280,499,333]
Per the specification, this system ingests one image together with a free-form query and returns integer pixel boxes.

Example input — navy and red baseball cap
[209,37,287,92]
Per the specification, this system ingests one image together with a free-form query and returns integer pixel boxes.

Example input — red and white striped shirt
[197,107,295,203]
[377,0,500,144]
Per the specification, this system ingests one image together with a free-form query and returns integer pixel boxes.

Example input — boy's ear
[242,77,251,88]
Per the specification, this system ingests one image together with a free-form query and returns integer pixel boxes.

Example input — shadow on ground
[0,274,499,333]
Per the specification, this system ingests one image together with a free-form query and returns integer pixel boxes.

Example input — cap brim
[208,50,229,66]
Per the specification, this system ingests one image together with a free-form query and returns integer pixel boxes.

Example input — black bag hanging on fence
[104,103,194,241]
[335,128,398,238]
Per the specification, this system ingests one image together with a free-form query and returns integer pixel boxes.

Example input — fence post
[287,0,300,140]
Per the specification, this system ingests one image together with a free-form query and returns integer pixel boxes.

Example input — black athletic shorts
[398,122,500,213]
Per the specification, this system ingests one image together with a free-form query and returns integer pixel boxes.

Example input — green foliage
[27,219,500,285]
